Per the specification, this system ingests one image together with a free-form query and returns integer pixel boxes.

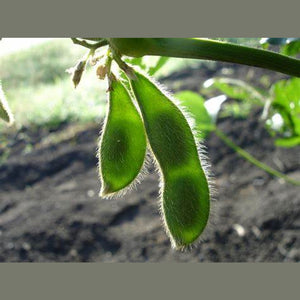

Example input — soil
[0,62,299,262]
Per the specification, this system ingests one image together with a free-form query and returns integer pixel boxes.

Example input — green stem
[110,47,137,80]
[214,128,300,186]
[71,38,108,50]
[109,38,300,77]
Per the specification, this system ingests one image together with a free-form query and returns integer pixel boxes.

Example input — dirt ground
[0,63,299,262]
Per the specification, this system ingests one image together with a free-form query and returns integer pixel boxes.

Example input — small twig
[71,38,108,50]
[81,38,104,42]
[109,46,137,80]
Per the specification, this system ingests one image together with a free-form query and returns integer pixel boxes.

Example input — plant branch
[214,128,300,186]
[71,38,108,50]
[109,38,300,77]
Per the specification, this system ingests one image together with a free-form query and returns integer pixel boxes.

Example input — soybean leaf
[271,78,300,137]
[175,91,215,139]
[124,57,147,70]
[280,39,300,57]
[204,95,227,121]
[260,37,300,57]
[203,77,265,105]
[148,57,170,76]
[275,136,300,148]
[124,56,169,76]
[220,102,253,119]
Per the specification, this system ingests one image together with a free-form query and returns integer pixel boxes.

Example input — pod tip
[99,184,113,198]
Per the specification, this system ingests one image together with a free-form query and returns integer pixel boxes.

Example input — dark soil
[0,63,299,262]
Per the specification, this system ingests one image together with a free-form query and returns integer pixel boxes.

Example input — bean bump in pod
[129,70,211,249]
[98,73,147,197]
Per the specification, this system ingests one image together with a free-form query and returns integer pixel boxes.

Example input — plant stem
[71,38,108,50]
[108,38,300,77]
[214,128,300,186]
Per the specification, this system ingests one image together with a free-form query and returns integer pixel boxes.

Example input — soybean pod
[99,74,147,197]
[129,70,211,249]
[0,83,14,125]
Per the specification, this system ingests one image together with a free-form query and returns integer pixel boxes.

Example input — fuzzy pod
[129,70,210,249]
[0,83,14,125]
[99,76,147,197]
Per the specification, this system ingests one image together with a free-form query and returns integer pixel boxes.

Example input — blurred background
[0,38,299,262]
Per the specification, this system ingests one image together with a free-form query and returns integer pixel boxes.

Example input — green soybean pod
[99,75,147,197]
[129,70,211,249]
[0,83,14,125]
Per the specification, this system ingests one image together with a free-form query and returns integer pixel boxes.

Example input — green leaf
[203,77,264,105]
[275,136,300,147]
[124,57,147,70]
[175,91,215,139]
[148,57,170,76]
[220,102,253,119]
[260,37,300,57]
[125,56,169,77]
[280,39,300,57]
[271,78,300,137]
